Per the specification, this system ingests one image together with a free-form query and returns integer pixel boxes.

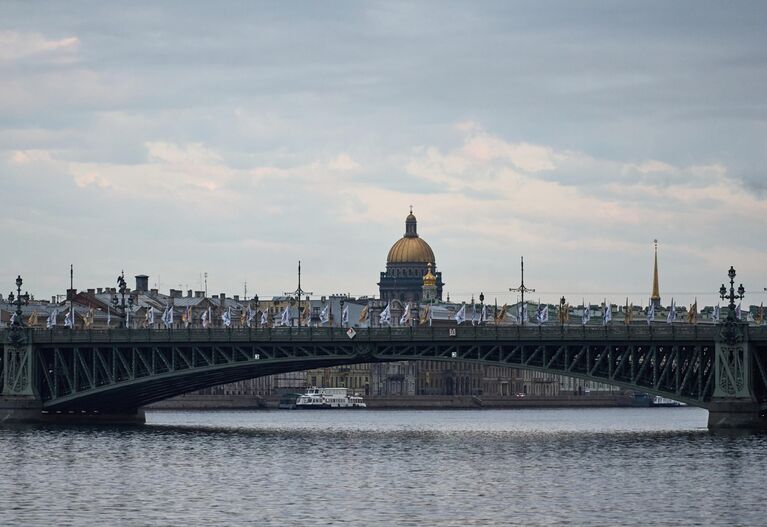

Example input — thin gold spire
[651,239,661,302]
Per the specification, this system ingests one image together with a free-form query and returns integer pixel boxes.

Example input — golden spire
[651,239,661,302]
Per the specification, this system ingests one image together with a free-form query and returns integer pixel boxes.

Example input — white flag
[400,303,411,326]
[647,300,655,325]
[454,303,466,325]
[342,304,349,327]
[146,306,155,326]
[520,304,528,324]
[713,303,720,323]
[667,298,676,323]
[201,308,209,328]
[260,308,268,326]
[536,302,548,325]
[481,304,488,324]
[162,306,173,328]
[603,302,612,325]
[471,304,479,325]
[735,302,742,320]
[47,308,58,329]
[185,306,192,328]
[222,307,232,328]
[581,301,589,325]
[64,309,75,329]
[246,305,256,328]
[379,302,391,325]
[280,305,291,326]
[429,304,434,326]
[319,304,330,324]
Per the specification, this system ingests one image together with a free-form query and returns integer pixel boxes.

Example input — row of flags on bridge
[19,297,762,329]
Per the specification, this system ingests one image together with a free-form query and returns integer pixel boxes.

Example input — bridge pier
[707,399,767,430]
[0,396,44,424]
[0,397,146,425]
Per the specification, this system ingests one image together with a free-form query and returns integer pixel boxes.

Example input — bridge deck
[8,323,753,345]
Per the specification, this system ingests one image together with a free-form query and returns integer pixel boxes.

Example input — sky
[1,1,766,308]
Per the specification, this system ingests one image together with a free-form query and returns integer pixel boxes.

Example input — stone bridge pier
[707,324,767,430]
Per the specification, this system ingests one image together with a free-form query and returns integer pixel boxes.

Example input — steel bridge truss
[34,334,719,411]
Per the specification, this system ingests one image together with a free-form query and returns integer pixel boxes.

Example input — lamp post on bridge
[8,275,30,329]
[719,266,745,322]
[253,294,259,328]
[112,271,135,329]
[284,261,313,327]
[479,292,484,324]
[510,256,535,326]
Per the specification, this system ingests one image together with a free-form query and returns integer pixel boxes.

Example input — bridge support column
[708,327,767,430]
[3,337,146,424]
[0,399,147,424]
[707,399,767,430]
[0,396,44,424]
[2,336,46,424]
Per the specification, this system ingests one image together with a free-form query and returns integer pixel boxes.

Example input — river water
[1,407,765,526]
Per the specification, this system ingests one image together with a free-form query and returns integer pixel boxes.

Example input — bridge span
[3,324,767,429]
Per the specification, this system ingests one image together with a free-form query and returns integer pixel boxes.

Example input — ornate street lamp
[479,292,485,324]
[112,270,135,328]
[253,294,259,328]
[719,266,745,322]
[8,275,30,328]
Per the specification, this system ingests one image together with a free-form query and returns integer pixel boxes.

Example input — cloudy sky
[1,1,766,307]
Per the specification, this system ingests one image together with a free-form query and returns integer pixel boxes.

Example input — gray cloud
[1,1,766,305]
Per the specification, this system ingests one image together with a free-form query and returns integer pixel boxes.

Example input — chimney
[169,289,182,298]
[150,288,158,295]
[195,291,204,298]
[135,275,149,292]
[234,295,240,301]
[52,296,57,303]
[87,288,95,296]
[66,288,77,301]
[187,289,193,298]
[219,293,226,303]
[97,288,103,294]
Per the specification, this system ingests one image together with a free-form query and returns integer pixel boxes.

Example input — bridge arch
[22,324,731,413]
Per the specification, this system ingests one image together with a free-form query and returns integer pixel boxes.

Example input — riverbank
[146,393,643,410]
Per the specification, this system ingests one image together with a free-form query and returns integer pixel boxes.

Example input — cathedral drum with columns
[378,210,444,303]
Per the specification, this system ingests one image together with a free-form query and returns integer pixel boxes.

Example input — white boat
[650,396,686,407]
[295,387,367,409]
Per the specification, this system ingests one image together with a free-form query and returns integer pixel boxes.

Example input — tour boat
[295,387,367,409]
[650,396,686,407]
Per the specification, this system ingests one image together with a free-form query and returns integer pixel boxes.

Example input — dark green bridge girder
[4,324,767,413]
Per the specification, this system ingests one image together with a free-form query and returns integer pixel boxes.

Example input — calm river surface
[1,407,765,526]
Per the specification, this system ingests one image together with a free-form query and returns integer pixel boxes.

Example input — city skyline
[2,2,766,307]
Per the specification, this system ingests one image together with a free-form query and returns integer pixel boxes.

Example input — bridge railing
[1,322,728,345]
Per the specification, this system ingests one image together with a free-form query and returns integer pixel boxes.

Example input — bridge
[3,322,767,429]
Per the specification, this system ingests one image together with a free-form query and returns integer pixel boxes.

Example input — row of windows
[387,267,435,278]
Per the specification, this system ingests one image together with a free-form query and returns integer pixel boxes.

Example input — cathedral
[378,209,444,302]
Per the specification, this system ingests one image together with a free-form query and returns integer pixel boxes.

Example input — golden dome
[423,263,437,287]
[387,237,435,264]
[386,210,436,264]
